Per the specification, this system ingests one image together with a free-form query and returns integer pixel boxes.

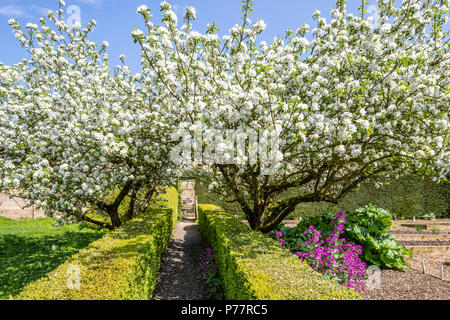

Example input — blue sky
[0,0,379,72]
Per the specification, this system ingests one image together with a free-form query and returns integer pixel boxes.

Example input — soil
[399,240,450,246]
[390,229,450,235]
[360,268,450,300]
[406,254,450,282]
[360,220,450,300]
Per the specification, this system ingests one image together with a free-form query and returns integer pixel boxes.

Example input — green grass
[0,217,108,299]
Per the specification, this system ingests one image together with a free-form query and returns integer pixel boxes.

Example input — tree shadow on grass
[0,230,105,299]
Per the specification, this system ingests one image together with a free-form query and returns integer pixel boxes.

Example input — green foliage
[0,217,107,299]
[153,186,179,230]
[198,204,361,300]
[195,184,245,218]
[285,205,412,270]
[196,176,450,220]
[176,180,184,218]
[204,248,224,300]
[343,205,412,270]
[415,225,426,231]
[14,187,178,300]
[422,213,436,220]
[431,226,441,234]
[297,177,449,219]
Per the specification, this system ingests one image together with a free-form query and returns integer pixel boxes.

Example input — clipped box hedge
[198,204,361,300]
[15,187,178,300]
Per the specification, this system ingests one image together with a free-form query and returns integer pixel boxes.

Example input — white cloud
[0,0,101,19]
[0,5,54,18]
[76,0,103,6]
[0,5,27,17]
[31,6,53,16]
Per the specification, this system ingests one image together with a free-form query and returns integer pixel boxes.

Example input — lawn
[0,217,108,299]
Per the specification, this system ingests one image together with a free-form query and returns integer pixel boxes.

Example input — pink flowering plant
[203,247,224,300]
[271,211,366,292]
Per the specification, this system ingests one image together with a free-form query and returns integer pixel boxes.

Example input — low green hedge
[15,187,178,300]
[198,204,361,300]
[163,186,179,229]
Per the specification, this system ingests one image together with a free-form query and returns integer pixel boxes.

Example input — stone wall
[0,193,45,220]
[179,180,196,217]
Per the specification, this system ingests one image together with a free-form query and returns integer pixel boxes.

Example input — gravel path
[152,218,209,300]
[406,255,450,282]
[360,268,450,300]
[361,221,450,300]
[151,218,450,300]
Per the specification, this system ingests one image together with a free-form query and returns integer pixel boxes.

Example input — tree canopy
[1,0,448,231]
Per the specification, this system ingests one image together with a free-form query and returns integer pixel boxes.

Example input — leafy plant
[422,213,436,220]
[16,208,177,300]
[415,225,426,231]
[431,226,441,234]
[270,211,367,293]
[203,248,224,300]
[14,189,179,300]
[343,205,412,270]
[198,204,360,300]
[283,204,412,270]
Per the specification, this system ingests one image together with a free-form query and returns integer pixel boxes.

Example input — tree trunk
[247,212,260,231]
[125,188,138,222]
[136,184,156,216]
[107,206,122,229]
[80,215,113,230]
[247,194,319,233]
[96,181,134,229]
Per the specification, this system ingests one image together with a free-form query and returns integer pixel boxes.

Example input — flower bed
[271,211,367,292]
[198,204,361,300]
[270,205,413,293]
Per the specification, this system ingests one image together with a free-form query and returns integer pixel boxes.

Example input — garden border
[198,204,361,300]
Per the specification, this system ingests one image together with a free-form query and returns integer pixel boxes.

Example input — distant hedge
[198,204,361,300]
[289,176,449,219]
[153,186,179,229]
[15,187,178,300]
[196,176,449,219]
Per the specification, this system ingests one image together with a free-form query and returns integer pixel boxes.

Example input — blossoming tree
[0,2,178,229]
[134,0,449,232]
[1,0,449,232]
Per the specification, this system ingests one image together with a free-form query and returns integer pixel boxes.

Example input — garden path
[152,218,208,300]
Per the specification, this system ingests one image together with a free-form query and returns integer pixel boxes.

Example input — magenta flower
[271,210,366,293]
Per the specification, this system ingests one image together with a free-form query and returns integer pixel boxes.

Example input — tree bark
[95,181,134,229]
[107,206,122,229]
[135,184,156,216]
[80,214,113,230]
[125,188,138,222]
